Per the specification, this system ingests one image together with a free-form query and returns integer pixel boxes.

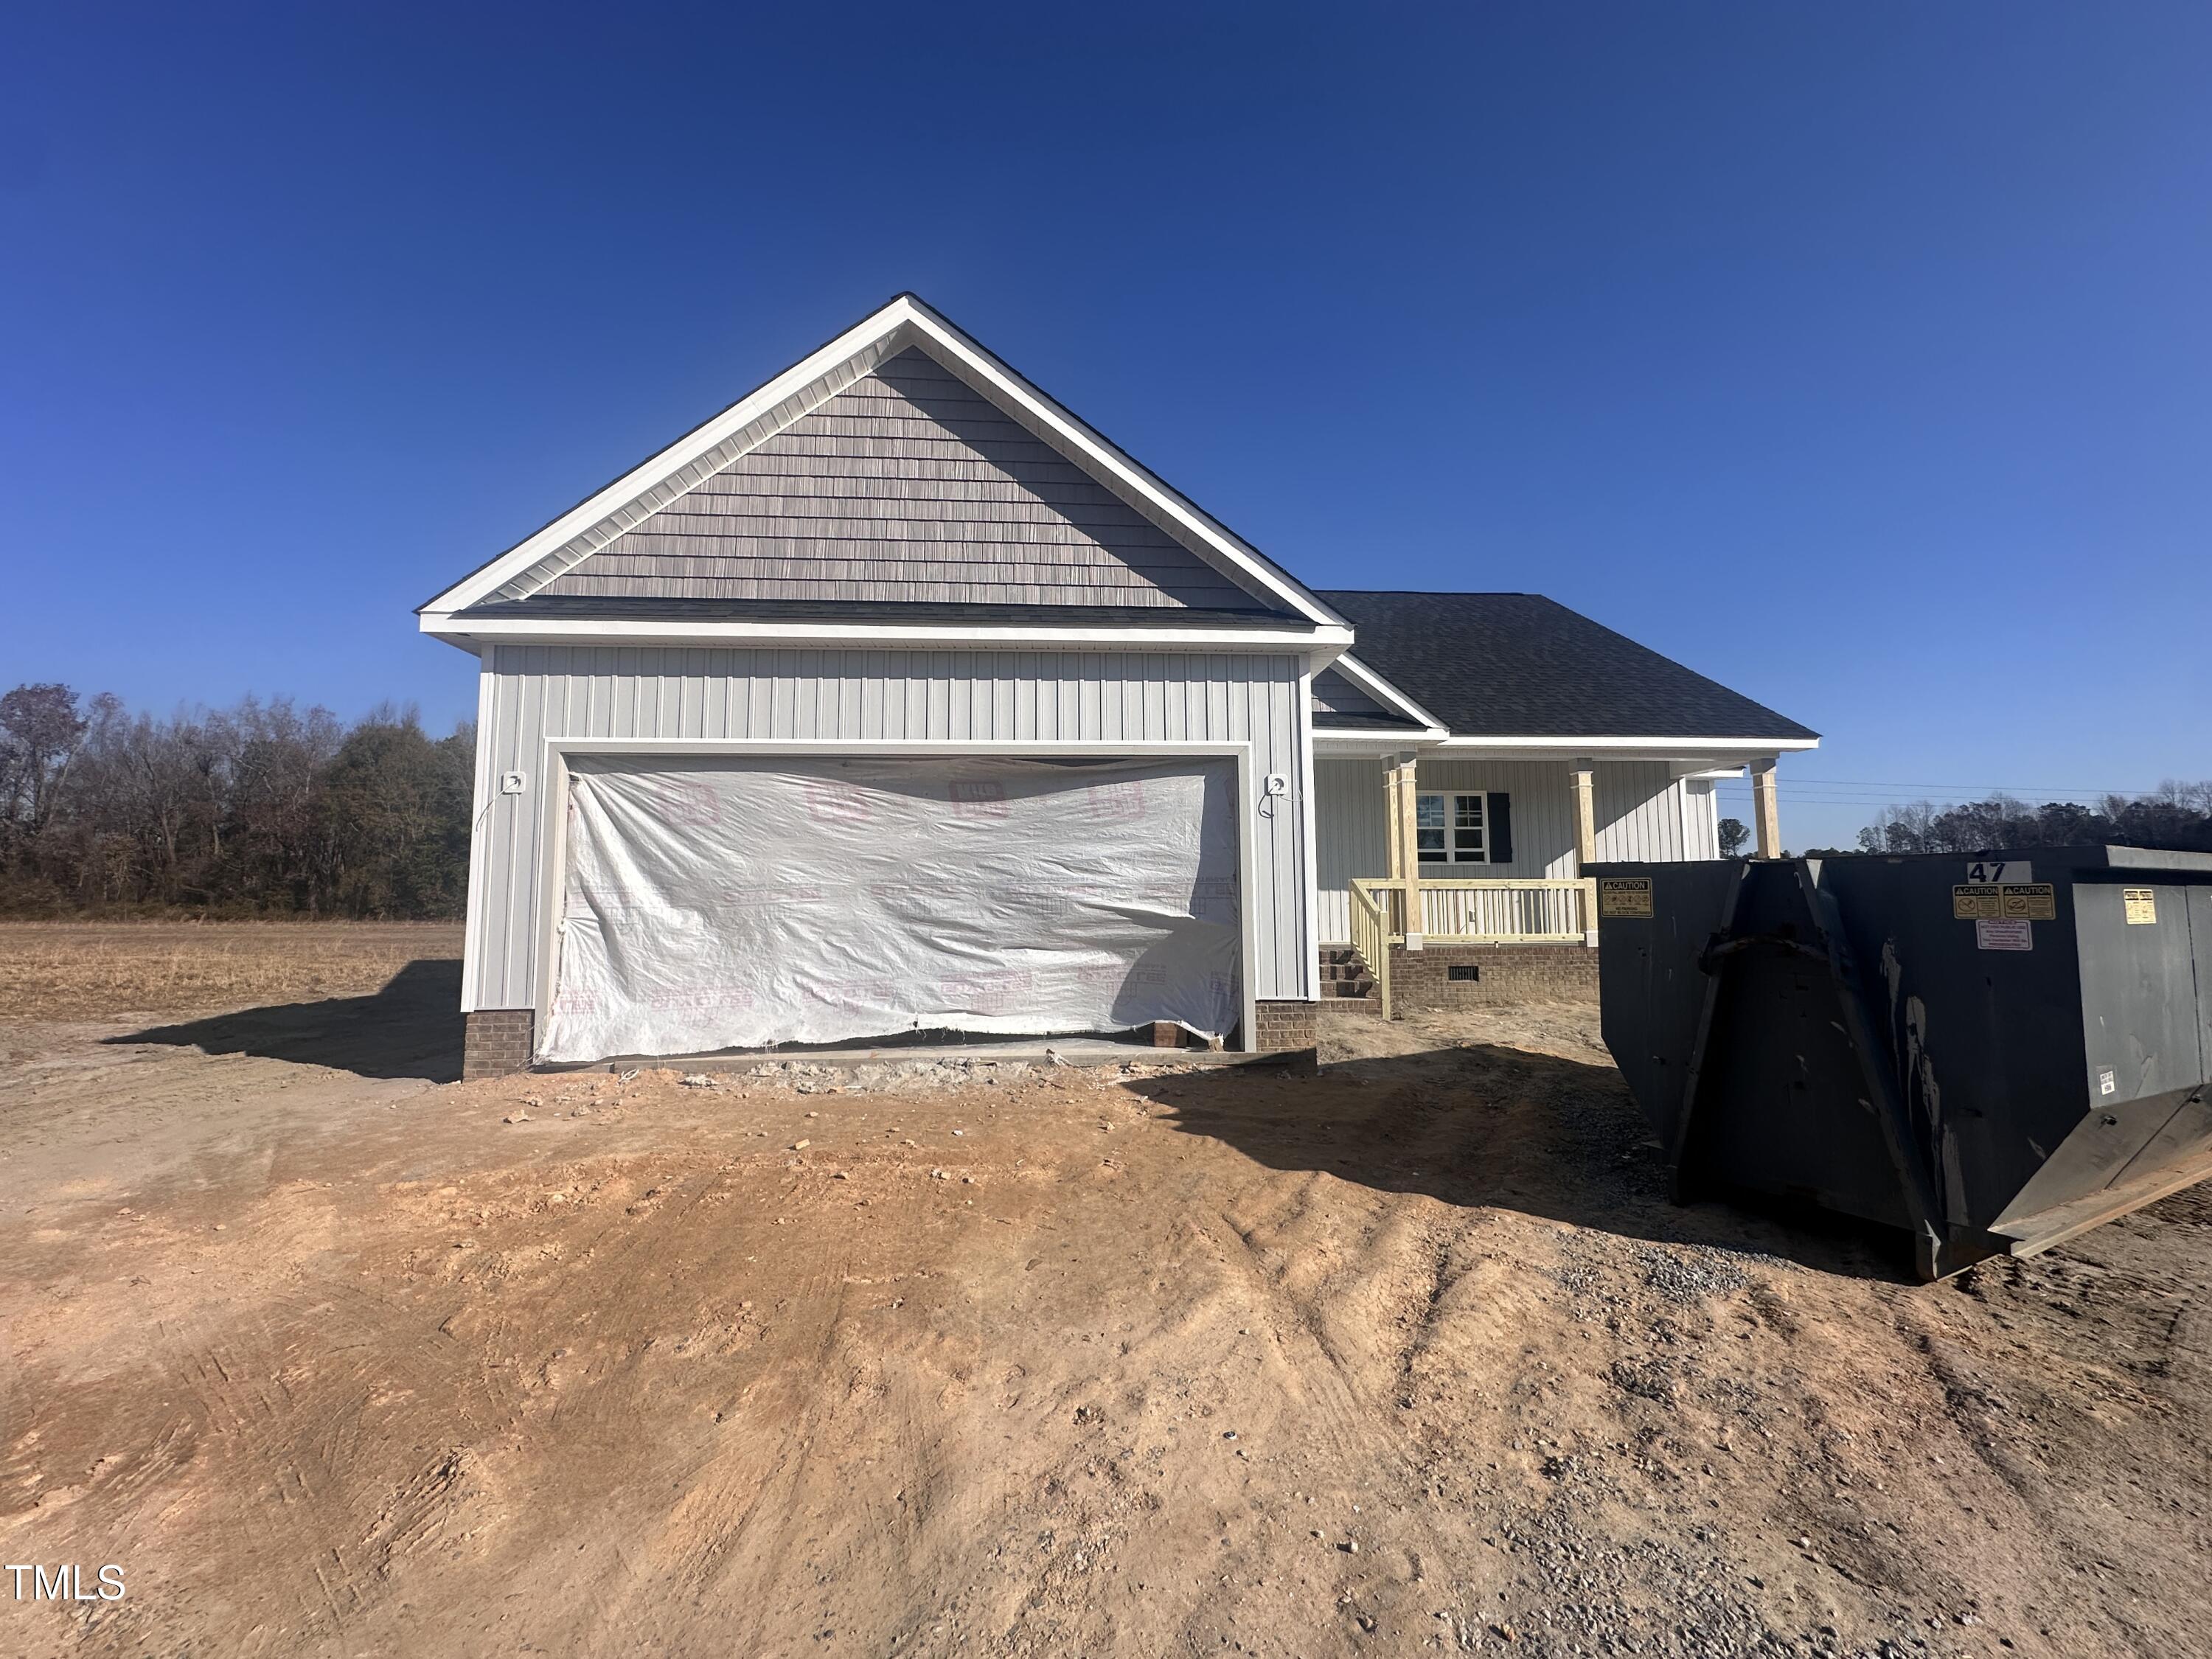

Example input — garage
[535,752,1249,1062]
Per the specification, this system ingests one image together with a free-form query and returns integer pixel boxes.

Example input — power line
[1770,776,2185,794]
[1741,789,2136,801]
[1711,781,2204,824]
[1714,783,2191,806]
[1732,800,2128,813]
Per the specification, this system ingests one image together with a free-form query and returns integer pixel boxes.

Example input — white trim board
[1295,668,1321,1002]
[529,738,1263,1057]
[1324,651,1450,734]
[425,613,1352,655]
[427,313,917,617]
[1315,736,1810,765]
[422,293,1346,634]
[1313,732,1444,756]
[458,668,499,1014]
[1436,735,1820,757]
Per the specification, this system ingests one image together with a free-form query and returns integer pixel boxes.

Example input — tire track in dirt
[560,1155,872,1658]
[1210,1174,1394,1463]
[181,1323,349,1654]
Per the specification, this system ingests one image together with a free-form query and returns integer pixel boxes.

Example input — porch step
[1317,946,1378,1006]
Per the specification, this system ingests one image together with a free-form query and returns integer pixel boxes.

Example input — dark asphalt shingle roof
[1318,591,1818,742]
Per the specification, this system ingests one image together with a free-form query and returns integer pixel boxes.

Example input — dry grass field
[0,920,464,1020]
[4,925,2211,1658]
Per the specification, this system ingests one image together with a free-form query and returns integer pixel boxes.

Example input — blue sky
[3,2,2206,851]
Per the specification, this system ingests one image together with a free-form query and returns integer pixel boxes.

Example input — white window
[1416,792,1489,864]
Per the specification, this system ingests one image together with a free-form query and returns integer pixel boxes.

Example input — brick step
[1317,945,1379,1005]
[1319,996,1383,1017]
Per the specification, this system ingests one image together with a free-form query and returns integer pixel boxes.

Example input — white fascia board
[545,737,1255,758]
[1313,729,1448,755]
[1325,651,1448,732]
[422,304,925,616]
[1675,764,1750,781]
[897,299,1343,629]
[1295,664,1321,1001]
[1435,735,1819,756]
[421,610,1352,654]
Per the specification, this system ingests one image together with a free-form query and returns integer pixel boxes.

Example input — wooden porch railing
[1351,876,1598,949]
[1419,877,1596,942]
[1348,879,1393,1020]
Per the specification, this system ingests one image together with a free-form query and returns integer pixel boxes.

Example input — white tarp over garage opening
[538,754,1242,1062]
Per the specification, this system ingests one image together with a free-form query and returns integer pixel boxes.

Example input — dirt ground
[0,920,465,1022]
[3,931,2210,1658]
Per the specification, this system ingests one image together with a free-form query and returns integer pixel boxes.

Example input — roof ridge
[1315,588,1535,597]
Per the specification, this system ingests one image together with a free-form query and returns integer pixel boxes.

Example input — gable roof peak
[522,344,1281,614]
[422,296,1346,632]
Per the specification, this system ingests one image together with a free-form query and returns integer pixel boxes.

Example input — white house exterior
[1312,751,1723,942]
[421,295,1815,1075]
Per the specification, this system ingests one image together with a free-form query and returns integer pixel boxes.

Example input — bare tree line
[0,683,473,917]
[7,678,2206,913]
[1851,782,2212,856]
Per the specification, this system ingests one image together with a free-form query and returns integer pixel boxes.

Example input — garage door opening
[536,753,1246,1064]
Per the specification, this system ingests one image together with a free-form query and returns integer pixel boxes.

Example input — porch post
[1750,758,1782,858]
[1569,760,1597,869]
[1570,759,1599,947]
[1385,750,1423,947]
[1383,756,1404,884]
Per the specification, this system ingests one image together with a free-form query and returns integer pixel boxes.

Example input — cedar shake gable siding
[539,349,1279,612]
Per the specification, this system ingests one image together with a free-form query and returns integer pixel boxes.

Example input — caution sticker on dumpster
[1975,917,2034,951]
[2124,887,2158,925]
[1955,883,2055,923]
[1599,877,1654,918]
[1953,884,2001,920]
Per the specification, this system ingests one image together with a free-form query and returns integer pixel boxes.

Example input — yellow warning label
[2001,883,2056,922]
[1952,884,2001,920]
[1599,877,1654,918]
[2124,887,2158,925]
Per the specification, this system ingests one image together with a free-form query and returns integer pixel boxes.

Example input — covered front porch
[1312,742,1793,1017]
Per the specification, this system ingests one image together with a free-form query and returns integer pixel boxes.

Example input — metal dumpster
[1589,847,2212,1279]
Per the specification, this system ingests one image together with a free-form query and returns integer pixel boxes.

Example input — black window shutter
[1487,792,1514,865]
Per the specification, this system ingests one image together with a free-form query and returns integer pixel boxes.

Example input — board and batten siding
[1680,778,1719,865]
[466,644,1315,1016]
[1313,756,1717,940]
